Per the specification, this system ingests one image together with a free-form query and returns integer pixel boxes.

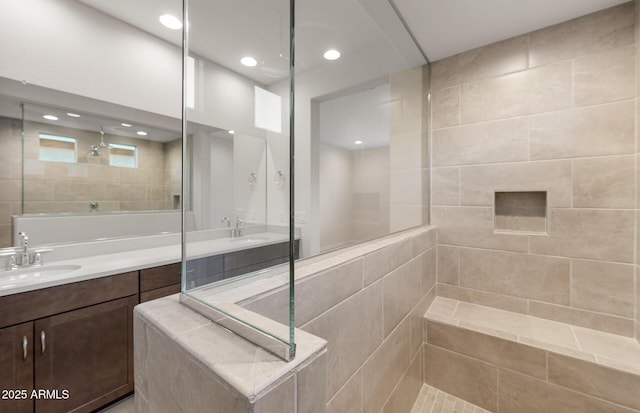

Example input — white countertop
[0,231,290,297]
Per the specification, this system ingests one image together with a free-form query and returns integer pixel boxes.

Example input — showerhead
[90,145,101,157]
[90,126,108,157]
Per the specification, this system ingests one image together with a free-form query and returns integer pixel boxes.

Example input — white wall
[0,0,181,119]
[234,134,266,223]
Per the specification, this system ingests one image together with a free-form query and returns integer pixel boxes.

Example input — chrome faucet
[233,218,244,238]
[19,232,29,267]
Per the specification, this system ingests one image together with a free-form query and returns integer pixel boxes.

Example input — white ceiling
[392,0,631,62]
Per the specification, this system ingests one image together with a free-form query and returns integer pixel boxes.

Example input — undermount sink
[0,264,82,290]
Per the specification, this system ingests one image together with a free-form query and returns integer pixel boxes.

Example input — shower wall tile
[572,155,635,209]
[431,35,529,91]
[436,245,459,285]
[498,368,640,413]
[424,344,498,411]
[431,168,460,205]
[326,370,361,413]
[459,160,571,207]
[548,353,640,410]
[382,350,422,413]
[432,117,528,167]
[528,2,635,67]
[427,321,547,379]
[362,319,410,413]
[529,100,635,160]
[302,283,383,399]
[431,87,460,129]
[363,238,412,286]
[420,248,437,295]
[459,248,570,304]
[529,209,634,263]
[460,62,572,124]
[432,206,529,252]
[383,260,421,337]
[529,301,634,337]
[571,259,635,318]
[573,45,636,106]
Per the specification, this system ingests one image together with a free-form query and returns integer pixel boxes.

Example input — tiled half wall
[430,1,640,341]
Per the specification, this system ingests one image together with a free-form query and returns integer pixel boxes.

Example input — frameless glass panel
[180,0,295,359]
[292,0,429,260]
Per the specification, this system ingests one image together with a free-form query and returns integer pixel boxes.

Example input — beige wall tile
[529,2,635,67]
[432,118,528,167]
[302,283,383,399]
[23,181,55,202]
[326,370,361,413]
[437,283,530,315]
[432,206,528,252]
[410,295,431,358]
[432,87,460,129]
[460,160,571,207]
[459,249,570,304]
[499,368,639,413]
[574,45,636,106]
[529,301,634,337]
[297,352,326,413]
[383,260,421,337]
[427,321,547,379]
[420,248,436,295]
[548,353,640,410]
[437,245,459,285]
[382,351,422,413]
[411,228,436,257]
[362,319,411,413]
[572,259,634,318]
[530,100,635,160]
[529,209,634,263]
[295,259,364,326]
[424,344,497,411]
[573,155,635,209]
[363,238,412,286]
[254,375,295,413]
[431,167,459,206]
[461,62,572,124]
[431,35,529,90]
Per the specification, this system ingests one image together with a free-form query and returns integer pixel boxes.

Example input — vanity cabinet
[0,272,138,413]
[140,263,181,303]
[0,323,34,413]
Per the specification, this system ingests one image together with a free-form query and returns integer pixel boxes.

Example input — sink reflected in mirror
[0,264,82,290]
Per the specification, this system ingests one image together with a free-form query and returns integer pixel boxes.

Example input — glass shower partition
[179,0,296,360]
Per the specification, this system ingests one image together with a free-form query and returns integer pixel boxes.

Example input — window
[109,143,138,168]
[39,133,77,163]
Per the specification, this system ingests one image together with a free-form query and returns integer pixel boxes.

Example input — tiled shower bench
[424,297,640,413]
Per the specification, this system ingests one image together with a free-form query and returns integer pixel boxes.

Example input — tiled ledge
[425,297,640,412]
[427,297,640,376]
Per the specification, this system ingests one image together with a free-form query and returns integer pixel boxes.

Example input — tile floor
[98,396,135,413]
[411,385,491,413]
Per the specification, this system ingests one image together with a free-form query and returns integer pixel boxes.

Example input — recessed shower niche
[494,191,547,234]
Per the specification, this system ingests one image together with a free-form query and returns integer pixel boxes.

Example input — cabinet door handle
[40,331,46,355]
[22,336,28,361]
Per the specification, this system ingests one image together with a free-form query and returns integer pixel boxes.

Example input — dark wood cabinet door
[34,296,136,413]
[0,323,34,413]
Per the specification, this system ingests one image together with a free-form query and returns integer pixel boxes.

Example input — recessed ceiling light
[43,115,58,121]
[137,131,148,136]
[66,112,80,118]
[121,123,132,127]
[240,56,257,67]
[159,14,183,30]
[228,130,235,135]
[354,140,363,145]
[323,49,341,61]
